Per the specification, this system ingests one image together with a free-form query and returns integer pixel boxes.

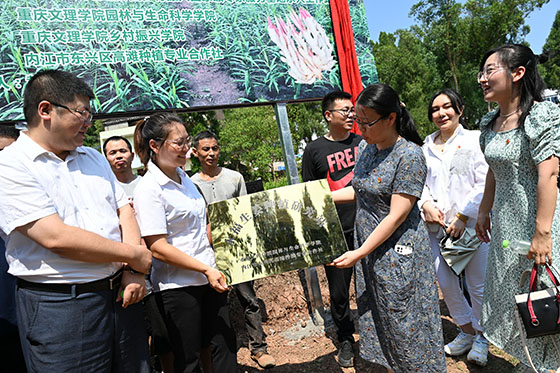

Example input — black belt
[17,268,123,296]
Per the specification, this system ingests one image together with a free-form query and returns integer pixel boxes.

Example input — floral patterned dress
[353,138,446,371]
[479,101,560,371]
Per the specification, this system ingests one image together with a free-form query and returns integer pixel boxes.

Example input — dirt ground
[229,266,528,373]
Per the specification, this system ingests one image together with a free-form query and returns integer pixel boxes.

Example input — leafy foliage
[372,0,550,135]
[542,10,560,88]
[188,102,324,185]
[83,120,104,150]
[371,30,441,138]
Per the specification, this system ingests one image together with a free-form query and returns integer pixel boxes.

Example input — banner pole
[273,102,299,185]
[273,102,325,324]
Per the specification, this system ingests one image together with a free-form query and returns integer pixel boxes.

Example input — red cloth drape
[330,0,363,134]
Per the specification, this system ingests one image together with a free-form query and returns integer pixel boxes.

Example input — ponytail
[357,83,423,146]
[398,108,423,146]
[133,112,184,171]
[133,117,151,168]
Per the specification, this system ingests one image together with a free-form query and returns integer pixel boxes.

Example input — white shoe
[467,334,489,366]
[444,330,475,356]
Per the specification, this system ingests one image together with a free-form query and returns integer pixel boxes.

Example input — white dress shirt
[0,132,126,283]
[133,161,216,291]
[419,125,489,231]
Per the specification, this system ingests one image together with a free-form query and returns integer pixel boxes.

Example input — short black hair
[0,125,20,140]
[23,69,94,126]
[321,91,352,120]
[102,136,133,156]
[193,130,218,149]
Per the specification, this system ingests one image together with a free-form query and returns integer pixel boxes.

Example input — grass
[0,0,377,122]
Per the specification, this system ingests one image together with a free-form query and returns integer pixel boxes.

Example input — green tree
[286,101,326,148]
[410,0,549,124]
[84,120,104,151]
[180,110,221,138]
[542,10,560,88]
[218,105,283,183]
[192,103,324,184]
[371,30,441,137]
[371,0,549,131]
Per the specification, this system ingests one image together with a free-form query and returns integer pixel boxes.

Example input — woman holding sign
[133,113,237,373]
[331,84,445,372]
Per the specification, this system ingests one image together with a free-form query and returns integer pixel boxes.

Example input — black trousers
[160,285,237,373]
[230,281,268,354]
[324,231,355,343]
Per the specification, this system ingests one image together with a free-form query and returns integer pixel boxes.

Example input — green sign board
[209,180,347,285]
[0,0,376,122]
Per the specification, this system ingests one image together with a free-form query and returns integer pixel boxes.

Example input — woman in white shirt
[132,113,237,372]
[419,89,490,366]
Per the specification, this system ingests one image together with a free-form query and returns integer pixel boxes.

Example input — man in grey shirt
[191,131,276,369]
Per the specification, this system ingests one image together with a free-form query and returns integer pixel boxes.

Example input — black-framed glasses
[329,107,355,117]
[355,116,386,127]
[51,102,93,123]
[166,136,193,150]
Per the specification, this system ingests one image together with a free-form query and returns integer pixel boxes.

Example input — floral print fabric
[353,138,446,371]
[479,101,560,371]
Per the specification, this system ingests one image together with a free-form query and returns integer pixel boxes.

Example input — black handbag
[515,263,560,339]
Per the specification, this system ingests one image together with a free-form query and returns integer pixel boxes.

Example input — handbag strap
[544,264,560,325]
[526,263,560,326]
[515,306,539,373]
[545,263,560,286]
[527,264,540,325]
[515,306,560,372]
[516,264,560,372]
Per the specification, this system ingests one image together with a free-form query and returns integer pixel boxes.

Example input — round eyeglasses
[477,65,506,83]
[166,136,193,150]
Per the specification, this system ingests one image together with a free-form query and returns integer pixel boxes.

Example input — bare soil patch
[184,64,244,107]
[229,266,525,372]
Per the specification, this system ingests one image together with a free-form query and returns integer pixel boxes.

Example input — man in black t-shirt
[301,91,362,368]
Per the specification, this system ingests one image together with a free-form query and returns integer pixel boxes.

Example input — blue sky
[363,0,558,54]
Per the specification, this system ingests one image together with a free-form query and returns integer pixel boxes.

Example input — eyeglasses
[51,102,93,123]
[355,116,386,127]
[166,136,192,150]
[477,65,506,83]
[329,107,355,117]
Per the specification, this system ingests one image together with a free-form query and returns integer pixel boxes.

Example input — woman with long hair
[475,44,560,371]
[421,88,490,365]
[132,113,237,372]
[331,83,446,372]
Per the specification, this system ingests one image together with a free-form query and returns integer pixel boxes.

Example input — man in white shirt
[0,126,25,371]
[103,136,141,198]
[0,69,152,371]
